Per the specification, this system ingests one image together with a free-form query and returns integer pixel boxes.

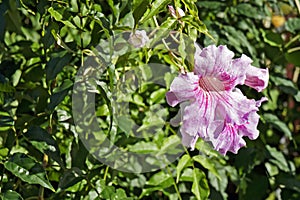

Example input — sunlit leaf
[176,154,191,183]
[140,0,170,23]
[193,155,220,179]
[147,171,173,188]
[192,168,210,200]
[4,153,55,191]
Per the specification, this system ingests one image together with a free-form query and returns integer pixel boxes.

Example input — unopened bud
[168,5,185,19]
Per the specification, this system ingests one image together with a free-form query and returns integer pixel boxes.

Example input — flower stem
[166,165,183,200]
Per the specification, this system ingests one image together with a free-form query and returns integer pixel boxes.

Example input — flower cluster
[167,45,269,155]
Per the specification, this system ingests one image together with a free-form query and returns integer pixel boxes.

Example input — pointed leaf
[4,153,55,191]
[263,113,292,140]
[176,154,191,183]
[193,155,220,179]
[192,168,209,200]
[24,126,63,166]
[2,190,23,200]
[58,167,84,190]
[147,171,173,188]
[140,0,170,23]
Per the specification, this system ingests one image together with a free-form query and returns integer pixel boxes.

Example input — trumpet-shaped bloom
[166,45,269,155]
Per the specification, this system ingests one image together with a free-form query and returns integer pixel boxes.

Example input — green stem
[38,186,44,200]
[285,34,300,49]
[166,165,183,200]
[103,165,109,181]
[287,46,300,53]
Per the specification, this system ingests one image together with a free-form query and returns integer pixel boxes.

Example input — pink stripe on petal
[166,73,199,106]
[245,66,269,92]
[166,44,269,155]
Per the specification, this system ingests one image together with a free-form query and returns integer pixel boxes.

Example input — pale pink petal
[166,44,269,155]
[219,54,252,90]
[168,5,176,18]
[239,97,268,139]
[245,66,269,92]
[212,123,246,155]
[166,72,199,107]
[170,102,188,127]
[239,112,260,140]
[194,45,234,77]
[181,130,199,150]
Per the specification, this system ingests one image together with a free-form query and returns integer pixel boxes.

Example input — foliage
[0,0,300,199]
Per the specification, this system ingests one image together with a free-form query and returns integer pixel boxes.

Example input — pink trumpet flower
[166,45,269,155]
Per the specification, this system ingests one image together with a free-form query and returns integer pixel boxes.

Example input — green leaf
[140,0,170,23]
[58,167,84,190]
[181,15,208,34]
[262,89,279,111]
[5,0,22,34]
[158,135,181,155]
[51,30,75,52]
[208,168,228,199]
[196,1,225,10]
[147,171,173,188]
[116,116,134,137]
[276,173,300,193]
[235,3,264,19]
[4,153,55,191]
[261,30,283,47]
[139,187,162,199]
[118,12,134,29]
[294,91,300,102]
[176,154,191,183]
[285,17,300,34]
[192,168,210,200]
[1,190,23,200]
[113,188,133,200]
[133,0,150,25]
[48,89,70,110]
[193,155,220,179]
[23,126,63,166]
[48,7,63,21]
[150,18,177,46]
[128,141,158,154]
[263,113,292,139]
[270,76,298,95]
[53,79,73,93]
[46,53,73,81]
[71,139,88,169]
[285,50,300,66]
[149,88,166,104]
[180,168,193,182]
[265,162,279,176]
[0,82,15,93]
[0,110,13,131]
[0,147,9,159]
[48,7,76,29]
[266,145,290,172]
[48,79,73,110]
